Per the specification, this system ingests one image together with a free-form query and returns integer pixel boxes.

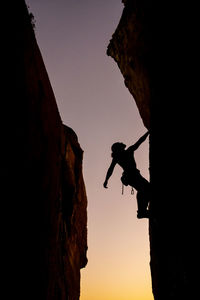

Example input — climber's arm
[127,131,149,152]
[103,159,116,188]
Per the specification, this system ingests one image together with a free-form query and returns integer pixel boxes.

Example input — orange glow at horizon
[80,193,154,300]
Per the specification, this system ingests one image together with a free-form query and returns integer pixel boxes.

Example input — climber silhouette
[103,131,150,219]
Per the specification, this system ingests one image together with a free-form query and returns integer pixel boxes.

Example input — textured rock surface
[107,0,152,129]
[1,1,87,299]
[108,1,198,299]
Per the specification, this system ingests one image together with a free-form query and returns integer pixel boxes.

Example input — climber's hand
[103,181,108,188]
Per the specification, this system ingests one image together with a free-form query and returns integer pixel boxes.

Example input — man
[103,131,150,218]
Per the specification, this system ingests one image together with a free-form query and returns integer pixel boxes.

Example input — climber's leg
[127,171,151,218]
[136,190,149,219]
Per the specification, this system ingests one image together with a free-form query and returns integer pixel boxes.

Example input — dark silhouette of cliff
[1,1,87,299]
[107,1,199,299]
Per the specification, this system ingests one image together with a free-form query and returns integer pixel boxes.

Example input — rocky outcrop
[1,1,87,299]
[107,1,197,299]
[107,0,152,129]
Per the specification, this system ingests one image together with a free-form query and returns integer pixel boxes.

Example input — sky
[26,1,153,299]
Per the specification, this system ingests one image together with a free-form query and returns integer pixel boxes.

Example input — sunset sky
[26,1,153,299]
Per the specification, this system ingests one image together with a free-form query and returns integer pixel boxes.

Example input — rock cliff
[1,1,87,299]
[107,1,198,299]
[107,0,152,129]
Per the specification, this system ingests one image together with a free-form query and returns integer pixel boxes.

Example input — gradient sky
[26,1,153,299]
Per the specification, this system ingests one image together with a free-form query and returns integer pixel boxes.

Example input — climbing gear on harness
[122,183,124,195]
[121,183,135,195]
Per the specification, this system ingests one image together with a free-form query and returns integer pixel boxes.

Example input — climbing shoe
[137,210,150,219]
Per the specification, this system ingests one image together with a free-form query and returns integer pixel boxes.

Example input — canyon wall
[107,0,152,129]
[108,1,198,299]
[1,1,87,299]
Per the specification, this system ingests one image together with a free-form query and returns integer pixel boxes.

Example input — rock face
[1,1,87,299]
[107,0,152,129]
[108,1,198,299]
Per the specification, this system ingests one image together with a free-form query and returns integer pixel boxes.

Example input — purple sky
[26,1,152,299]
